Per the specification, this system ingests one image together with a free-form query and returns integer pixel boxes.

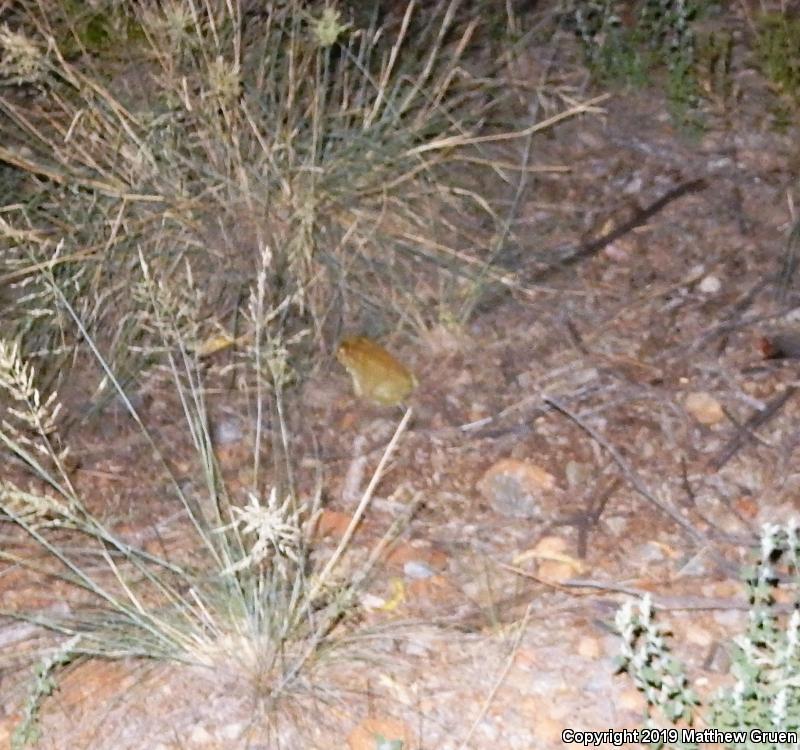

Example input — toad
[336,336,417,406]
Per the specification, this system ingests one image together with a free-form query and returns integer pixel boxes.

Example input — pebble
[698,274,722,294]
[213,414,244,445]
[685,391,724,425]
[189,726,213,744]
[478,459,559,519]
[404,561,435,580]
[632,541,667,564]
[685,623,714,648]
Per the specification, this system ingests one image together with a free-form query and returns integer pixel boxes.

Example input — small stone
[685,391,724,425]
[733,496,758,519]
[515,536,586,580]
[537,559,580,582]
[624,175,644,194]
[478,459,559,519]
[404,560,434,580]
[312,509,350,539]
[529,535,568,556]
[218,722,246,740]
[577,635,602,659]
[698,275,722,294]
[633,541,667,564]
[360,593,387,611]
[702,579,743,599]
[685,623,714,648]
[604,242,631,263]
[565,460,590,488]
[213,415,244,445]
[704,641,732,673]
[603,515,629,535]
[385,542,448,572]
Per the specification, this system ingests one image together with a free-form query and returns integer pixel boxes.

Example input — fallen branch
[533,177,708,282]
[543,395,703,542]
[709,386,797,471]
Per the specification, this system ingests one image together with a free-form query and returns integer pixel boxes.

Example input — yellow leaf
[379,578,406,612]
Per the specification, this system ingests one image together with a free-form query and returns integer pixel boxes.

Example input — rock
[565,460,590,488]
[189,725,214,744]
[212,414,244,445]
[685,622,714,648]
[537,559,579,582]
[684,392,724,425]
[703,641,732,673]
[698,275,721,294]
[404,560,434,580]
[478,459,559,519]
[311,509,351,539]
[732,495,758,520]
[632,541,667,564]
[385,542,448,572]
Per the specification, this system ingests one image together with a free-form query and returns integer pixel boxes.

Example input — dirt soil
[2,7,800,750]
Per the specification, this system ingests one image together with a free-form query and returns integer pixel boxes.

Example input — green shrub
[755,13,800,115]
[572,0,703,130]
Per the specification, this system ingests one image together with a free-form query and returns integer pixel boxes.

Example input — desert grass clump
[0,0,505,391]
[0,250,416,743]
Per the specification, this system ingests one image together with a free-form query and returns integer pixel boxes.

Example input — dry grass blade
[310,407,413,602]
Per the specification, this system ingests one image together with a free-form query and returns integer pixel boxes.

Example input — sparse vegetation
[0,0,506,395]
[0,0,504,740]
[754,12,800,125]
[617,521,800,749]
[0,254,418,743]
[572,0,704,130]
[2,0,800,746]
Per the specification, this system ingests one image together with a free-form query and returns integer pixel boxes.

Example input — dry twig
[709,386,797,471]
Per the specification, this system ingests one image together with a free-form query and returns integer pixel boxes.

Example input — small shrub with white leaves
[617,520,800,749]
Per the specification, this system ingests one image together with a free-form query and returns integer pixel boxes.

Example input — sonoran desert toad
[336,336,417,406]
